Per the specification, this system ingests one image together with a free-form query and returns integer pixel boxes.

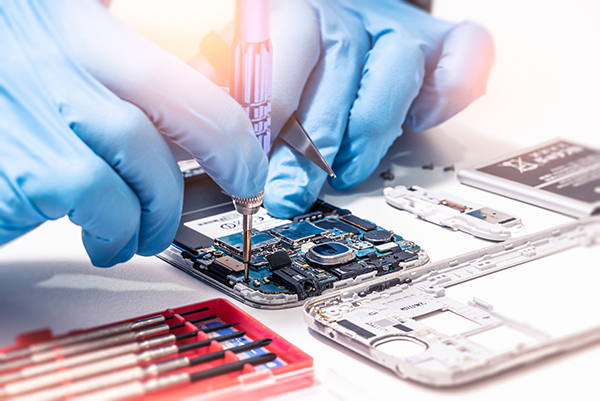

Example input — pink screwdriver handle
[231,0,272,154]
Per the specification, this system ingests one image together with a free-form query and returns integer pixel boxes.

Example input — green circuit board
[182,202,427,301]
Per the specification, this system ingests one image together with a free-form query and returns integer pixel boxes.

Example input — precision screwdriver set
[0,299,313,400]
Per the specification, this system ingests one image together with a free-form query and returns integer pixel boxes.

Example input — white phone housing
[384,185,526,241]
[303,217,600,387]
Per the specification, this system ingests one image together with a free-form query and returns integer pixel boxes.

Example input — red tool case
[0,298,314,400]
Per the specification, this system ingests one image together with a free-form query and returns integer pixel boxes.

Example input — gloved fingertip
[136,218,178,257]
[208,148,269,200]
[404,111,433,133]
[264,179,315,219]
[136,171,183,257]
[83,231,138,267]
[265,141,330,218]
[264,189,310,220]
[405,21,495,132]
[235,161,269,199]
[328,151,388,191]
[328,177,354,191]
[136,237,172,257]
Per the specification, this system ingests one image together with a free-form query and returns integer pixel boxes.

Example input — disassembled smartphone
[384,185,526,241]
[158,167,429,309]
[303,216,600,387]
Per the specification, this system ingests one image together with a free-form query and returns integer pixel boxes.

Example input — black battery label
[477,141,600,203]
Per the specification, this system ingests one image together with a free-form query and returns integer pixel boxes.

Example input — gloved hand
[264,0,494,218]
[0,0,268,266]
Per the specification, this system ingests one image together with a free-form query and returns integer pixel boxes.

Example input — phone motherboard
[158,173,428,308]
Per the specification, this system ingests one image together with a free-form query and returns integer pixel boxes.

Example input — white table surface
[2,1,600,399]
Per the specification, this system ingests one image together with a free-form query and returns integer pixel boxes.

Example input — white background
[1,1,600,400]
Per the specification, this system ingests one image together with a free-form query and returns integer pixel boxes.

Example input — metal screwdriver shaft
[0,315,216,374]
[68,353,278,401]
[0,331,247,399]
[230,0,271,283]
[231,190,264,282]
[0,307,208,363]
[0,323,238,386]
[0,315,165,363]
[0,325,170,373]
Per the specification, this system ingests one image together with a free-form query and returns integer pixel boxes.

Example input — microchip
[270,221,326,243]
[394,251,419,262]
[313,219,360,235]
[266,251,292,270]
[339,215,377,231]
[315,273,331,281]
[214,232,279,254]
[214,256,245,273]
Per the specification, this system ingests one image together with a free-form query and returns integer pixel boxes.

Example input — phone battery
[458,139,600,217]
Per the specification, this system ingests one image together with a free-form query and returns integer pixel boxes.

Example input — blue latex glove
[0,0,268,266]
[264,0,494,218]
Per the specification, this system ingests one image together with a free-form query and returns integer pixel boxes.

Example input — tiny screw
[380,169,395,181]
